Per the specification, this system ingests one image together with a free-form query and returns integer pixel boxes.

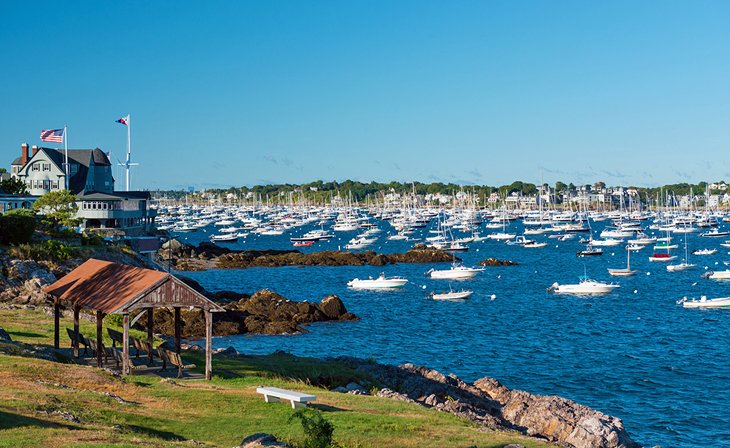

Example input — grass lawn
[0,307,553,448]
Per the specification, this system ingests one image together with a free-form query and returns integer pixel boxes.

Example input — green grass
[0,308,554,448]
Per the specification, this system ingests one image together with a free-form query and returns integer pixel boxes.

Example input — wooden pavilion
[44,258,225,380]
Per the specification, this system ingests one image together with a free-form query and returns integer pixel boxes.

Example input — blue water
[179,222,730,448]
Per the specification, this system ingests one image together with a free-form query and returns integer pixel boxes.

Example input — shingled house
[10,143,155,234]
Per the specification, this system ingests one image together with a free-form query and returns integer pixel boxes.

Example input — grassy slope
[0,308,553,448]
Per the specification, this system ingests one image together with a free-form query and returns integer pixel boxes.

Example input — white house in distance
[10,143,156,234]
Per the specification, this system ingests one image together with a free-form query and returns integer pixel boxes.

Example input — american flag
[40,129,64,143]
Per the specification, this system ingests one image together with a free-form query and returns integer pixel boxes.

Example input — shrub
[0,209,36,245]
[7,240,79,262]
[288,409,339,448]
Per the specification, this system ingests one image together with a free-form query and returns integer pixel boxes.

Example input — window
[32,164,39,171]
[70,164,78,175]
[42,163,50,171]
[43,180,50,190]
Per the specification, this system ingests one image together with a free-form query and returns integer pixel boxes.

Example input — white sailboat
[608,246,637,276]
[666,230,695,272]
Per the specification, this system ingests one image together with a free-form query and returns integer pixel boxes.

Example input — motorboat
[577,245,603,257]
[347,273,408,289]
[210,233,238,243]
[649,253,678,262]
[547,278,619,296]
[699,229,730,238]
[590,238,623,247]
[524,241,547,248]
[707,270,730,280]
[692,249,717,256]
[679,296,730,309]
[292,240,315,247]
[426,265,484,279]
[431,289,473,300]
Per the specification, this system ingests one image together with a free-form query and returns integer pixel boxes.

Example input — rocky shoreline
[160,240,458,271]
[194,348,641,448]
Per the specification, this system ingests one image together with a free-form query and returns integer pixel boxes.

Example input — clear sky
[2,1,729,190]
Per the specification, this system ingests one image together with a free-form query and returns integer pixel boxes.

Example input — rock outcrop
[479,257,518,266]
[159,241,458,271]
[148,290,358,338]
[335,358,639,448]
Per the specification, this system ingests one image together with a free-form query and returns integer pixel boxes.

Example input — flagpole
[64,125,69,190]
[126,114,131,191]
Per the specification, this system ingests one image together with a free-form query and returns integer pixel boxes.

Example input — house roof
[35,148,112,194]
[44,259,224,314]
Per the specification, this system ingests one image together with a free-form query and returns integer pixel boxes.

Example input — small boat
[210,234,238,243]
[524,241,547,248]
[699,229,730,238]
[547,277,619,296]
[292,240,315,247]
[431,288,473,300]
[649,253,678,262]
[590,238,623,247]
[680,296,730,309]
[708,270,730,280]
[347,273,409,289]
[692,249,717,255]
[426,265,484,279]
[608,246,636,276]
[666,262,696,272]
[577,245,603,257]
[626,244,643,251]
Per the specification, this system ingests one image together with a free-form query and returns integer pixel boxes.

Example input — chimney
[21,143,29,166]
[31,145,39,156]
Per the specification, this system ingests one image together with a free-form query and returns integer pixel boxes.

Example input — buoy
[692,282,697,286]
[497,275,501,279]
[633,289,637,294]
[646,272,651,275]
[421,285,426,289]
[490,294,496,300]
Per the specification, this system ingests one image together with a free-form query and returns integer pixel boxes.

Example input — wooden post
[122,313,130,375]
[53,303,60,349]
[174,307,181,354]
[73,305,80,358]
[147,308,154,366]
[96,311,104,368]
[205,309,212,380]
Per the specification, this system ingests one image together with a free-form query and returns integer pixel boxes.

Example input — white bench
[256,386,317,409]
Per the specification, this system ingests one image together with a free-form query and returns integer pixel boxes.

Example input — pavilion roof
[44,259,224,314]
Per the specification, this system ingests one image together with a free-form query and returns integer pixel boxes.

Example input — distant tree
[0,177,28,195]
[0,168,7,173]
[33,190,79,229]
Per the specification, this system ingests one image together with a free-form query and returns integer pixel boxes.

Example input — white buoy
[497,275,501,279]
[490,294,496,300]
[421,285,426,289]
[647,272,651,275]
[692,282,697,286]
[633,289,637,294]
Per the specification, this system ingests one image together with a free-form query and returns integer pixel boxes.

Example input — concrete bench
[256,387,316,409]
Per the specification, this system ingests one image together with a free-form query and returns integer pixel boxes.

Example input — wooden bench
[256,387,317,409]
[107,328,125,348]
[157,347,196,378]
[131,337,156,364]
[87,338,109,363]
[66,328,89,356]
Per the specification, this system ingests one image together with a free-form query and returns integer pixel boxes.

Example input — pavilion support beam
[205,309,212,380]
[73,305,80,358]
[122,313,130,375]
[147,308,154,366]
[174,307,181,354]
[96,311,104,368]
[53,303,60,349]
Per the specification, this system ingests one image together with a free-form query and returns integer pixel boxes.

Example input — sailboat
[667,229,696,272]
[608,245,637,276]
[649,229,678,262]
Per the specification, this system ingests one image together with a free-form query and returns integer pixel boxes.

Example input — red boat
[293,240,315,247]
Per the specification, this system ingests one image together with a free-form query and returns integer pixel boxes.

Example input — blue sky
[2,1,729,190]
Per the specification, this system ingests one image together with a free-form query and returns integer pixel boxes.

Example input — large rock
[337,358,640,448]
[239,433,293,448]
[318,295,346,319]
[0,327,11,342]
[474,377,638,448]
